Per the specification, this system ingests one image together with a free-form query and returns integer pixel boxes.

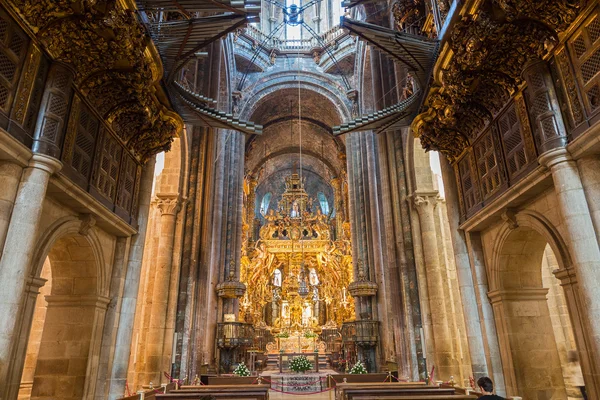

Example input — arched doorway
[18,232,108,400]
[489,219,584,399]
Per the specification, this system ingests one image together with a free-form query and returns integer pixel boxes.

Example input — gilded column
[144,194,180,384]
[413,192,459,380]
[0,154,62,400]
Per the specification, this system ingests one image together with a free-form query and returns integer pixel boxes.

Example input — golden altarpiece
[238,172,355,362]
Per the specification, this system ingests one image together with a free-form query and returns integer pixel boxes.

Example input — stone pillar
[108,157,156,400]
[577,155,600,243]
[464,232,505,396]
[4,276,47,400]
[539,148,600,398]
[345,131,388,370]
[144,194,180,384]
[0,154,61,400]
[440,157,489,380]
[488,289,567,399]
[413,191,459,380]
[94,236,130,400]
[553,267,595,396]
[0,161,23,254]
[32,295,110,400]
[522,56,600,396]
[376,130,424,380]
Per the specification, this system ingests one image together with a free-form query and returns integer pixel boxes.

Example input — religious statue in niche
[309,268,319,286]
[273,268,282,287]
[291,200,300,217]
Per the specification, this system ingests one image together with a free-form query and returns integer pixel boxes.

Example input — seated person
[477,377,504,399]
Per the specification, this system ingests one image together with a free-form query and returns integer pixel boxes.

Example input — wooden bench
[350,396,477,400]
[206,376,270,385]
[156,384,270,400]
[336,382,468,400]
[330,373,394,386]
[118,383,176,400]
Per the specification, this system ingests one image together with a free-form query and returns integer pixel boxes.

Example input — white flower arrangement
[349,360,368,374]
[289,355,312,373]
[233,362,250,376]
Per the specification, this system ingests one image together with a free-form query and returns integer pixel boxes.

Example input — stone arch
[489,210,572,293]
[16,216,110,400]
[31,216,108,295]
[239,73,351,122]
[488,210,585,399]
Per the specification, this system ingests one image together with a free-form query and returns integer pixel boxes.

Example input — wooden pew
[156,384,270,400]
[207,376,270,385]
[330,373,393,386]
[117,383,176,400]
[335,382,473,400]
[350,396,477,400]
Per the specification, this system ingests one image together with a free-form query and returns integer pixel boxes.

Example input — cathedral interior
[1,0,600,399]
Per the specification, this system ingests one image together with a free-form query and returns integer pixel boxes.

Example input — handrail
[238,24,350,51]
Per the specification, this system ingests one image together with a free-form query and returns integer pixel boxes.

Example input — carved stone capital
[412,191,440,214]
[156,194,181,216]
[79,213,97,236]
[553,267,577,286]
[501,208,519,230]
[29,154,62,175]
[216,276,247,299]
[538,147,573,169]
[348,260,378,297]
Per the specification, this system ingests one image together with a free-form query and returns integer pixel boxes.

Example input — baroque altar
[240,171,355,352]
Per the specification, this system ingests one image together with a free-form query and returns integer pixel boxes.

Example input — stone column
[0,154,61,400]
[4,276,47,400]
[464,232,505,396]
[488,289,567,399]
[94,236,130,400]
[0,161,23,254]
[145,194,180,384]
[440,157,489,380]
[345,131,388,371]
[413,191,459,380]
[576,155,600,243]
[108,156,156,400]
[553,267,597,397]
[539,148,600,398]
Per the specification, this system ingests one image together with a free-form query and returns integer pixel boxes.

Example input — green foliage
[233,362,250,377]
[276,331,289,338]
[304,331,317,338]
[349,360,368,374]
[289,355,312,373]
